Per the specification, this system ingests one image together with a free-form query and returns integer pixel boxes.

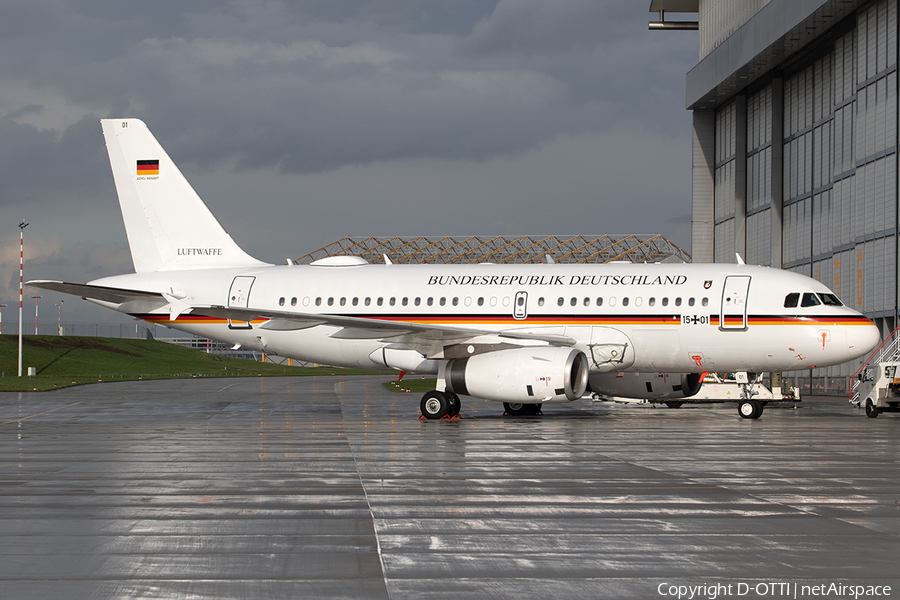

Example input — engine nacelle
[445,347,589,403]
[589,372,703,400]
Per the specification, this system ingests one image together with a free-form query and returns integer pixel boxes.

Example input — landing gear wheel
[664,401,684,409]
[503,402,542,416]
[738,399,763,419]
[865,399,880,418]
[446,392,461,417]
[420,391,450,420]
[504,402,530,416]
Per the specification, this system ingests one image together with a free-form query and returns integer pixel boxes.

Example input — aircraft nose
[846,319,882,361]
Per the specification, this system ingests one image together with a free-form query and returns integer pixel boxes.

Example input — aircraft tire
[504,402,530,416]
[738,399,762,419]
[446,392,461,416]
[664,401,684,409]
[421,391,450,420]
[865,399,880,418]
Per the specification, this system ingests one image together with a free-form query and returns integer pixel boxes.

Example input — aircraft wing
[191,305,577,346]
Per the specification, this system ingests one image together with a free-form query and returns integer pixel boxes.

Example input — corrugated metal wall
[701,0,900,394]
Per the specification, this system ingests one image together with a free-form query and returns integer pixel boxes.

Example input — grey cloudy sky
[0,0,698,326]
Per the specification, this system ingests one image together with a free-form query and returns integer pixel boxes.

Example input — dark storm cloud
[0,115,106,207]
[0,1,693,175]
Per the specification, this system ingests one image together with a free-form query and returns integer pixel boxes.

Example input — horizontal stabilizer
[28,280,164,304]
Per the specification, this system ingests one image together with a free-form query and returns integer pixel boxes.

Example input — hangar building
[654,0,898,393]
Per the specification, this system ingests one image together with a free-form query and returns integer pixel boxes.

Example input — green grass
[0,335,382,392]
[383,377,436,394]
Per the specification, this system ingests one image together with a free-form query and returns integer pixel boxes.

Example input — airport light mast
[18,220,28,377]
[0,303,5,335]
[56,300,64,336]
[32,295,41,335]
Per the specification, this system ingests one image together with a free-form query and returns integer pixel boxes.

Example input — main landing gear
[419,390,461,420]
[503,402,543,416]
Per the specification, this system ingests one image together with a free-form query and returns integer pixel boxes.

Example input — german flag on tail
[136,159,159,175]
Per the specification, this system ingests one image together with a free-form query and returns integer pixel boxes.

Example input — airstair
[850,325,900,406]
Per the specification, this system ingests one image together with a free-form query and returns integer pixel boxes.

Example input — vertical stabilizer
[101,118,267,272]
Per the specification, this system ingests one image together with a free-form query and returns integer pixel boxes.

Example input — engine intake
[446,347,589,403]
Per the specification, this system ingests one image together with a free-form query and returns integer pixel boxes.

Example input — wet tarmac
[1,376,899,599]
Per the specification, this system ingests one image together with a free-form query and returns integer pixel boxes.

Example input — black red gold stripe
[136,159,159,175]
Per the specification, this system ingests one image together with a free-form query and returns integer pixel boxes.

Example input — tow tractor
[593,372,800,419]
[854,362,900,418]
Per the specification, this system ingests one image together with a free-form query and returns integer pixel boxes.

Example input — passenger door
[227,276,255,329]
[720,275,751,330]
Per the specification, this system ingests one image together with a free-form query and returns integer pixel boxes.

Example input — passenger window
[278,297,285,306]
[635,297,643,307]
[622,297,629,307]
[801,292,821,307]
[365,297,371,306]
[414,297,421,306]
[401,297,408,306]
[662,297,668,307]
[784,293,799,308]
[649,297,656,307]
[558,297,564,306]
[538,297,545,306]
[427,297,433,306]
[327,297,334,306]
[390,297,397,306]
[570,297,577,307]
[303,297,310,307]
[583,297,590,306]
[702,297,709,307]
[596,298,603,306]
[688,297,695,307]
[377,297,384,306]
[477,297,484,306]
[490,297,497,307]
[340,297,346,306]
[315,297,322,306]
[675,297,682,307]
[352,297,358,306]
[291,297,298,306]
[608,297,617,307]
[439,297,446,306]
[452,297,459,306]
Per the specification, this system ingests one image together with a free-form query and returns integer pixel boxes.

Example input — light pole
[32,295,41,335]
[56,300,64,336]
[18,220,28,377]
[0,303,5,335]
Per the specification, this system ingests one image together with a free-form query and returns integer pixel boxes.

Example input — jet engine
[589,371,703,400]
[445,347,589,403]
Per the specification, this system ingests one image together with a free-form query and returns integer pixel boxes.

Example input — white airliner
[30,119,881,419]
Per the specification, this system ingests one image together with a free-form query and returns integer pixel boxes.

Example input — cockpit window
[801,292,821,307]
[817,293,843,306]
[784,293,799,308]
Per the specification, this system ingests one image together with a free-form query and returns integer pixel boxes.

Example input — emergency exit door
[720,275,751,330]
[513,291,528,319]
